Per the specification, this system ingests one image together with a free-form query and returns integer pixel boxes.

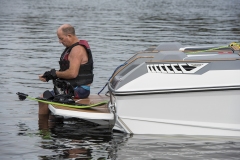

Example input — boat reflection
[38,115,129,159]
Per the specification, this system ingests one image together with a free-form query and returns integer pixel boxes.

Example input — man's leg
[38,90,53,115]
[38,101,49,130]
[38,102,49,115]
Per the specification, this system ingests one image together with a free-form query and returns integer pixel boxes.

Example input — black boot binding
[17,79,91,106]
[41,79,76,105]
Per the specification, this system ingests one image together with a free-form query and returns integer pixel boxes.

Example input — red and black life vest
[59,40,94,87]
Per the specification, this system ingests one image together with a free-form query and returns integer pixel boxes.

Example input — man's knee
[38,101,49,115]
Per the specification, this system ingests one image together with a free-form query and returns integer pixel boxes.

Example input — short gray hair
[61,25,75,35]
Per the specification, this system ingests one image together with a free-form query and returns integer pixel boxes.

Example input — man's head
[57,24,78,47]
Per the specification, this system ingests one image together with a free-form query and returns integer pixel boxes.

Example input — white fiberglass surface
[115,90,240,124]
[118,70,240,91]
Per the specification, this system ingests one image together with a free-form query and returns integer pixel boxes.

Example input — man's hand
[39,74,47,82]
[41,69,57,82]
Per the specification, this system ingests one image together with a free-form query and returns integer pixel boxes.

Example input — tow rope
[187,42,240,54]
[229,42,240,51]
[98,62,127,95]
[187,45,228,54]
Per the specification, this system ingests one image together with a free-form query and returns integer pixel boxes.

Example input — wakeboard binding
[42,79,76,105]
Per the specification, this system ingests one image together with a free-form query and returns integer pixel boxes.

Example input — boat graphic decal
[147,63,208,74]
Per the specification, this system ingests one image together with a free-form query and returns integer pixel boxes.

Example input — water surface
[0,0,240,159]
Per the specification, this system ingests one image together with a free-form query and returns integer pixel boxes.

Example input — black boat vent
[147,63,208,74]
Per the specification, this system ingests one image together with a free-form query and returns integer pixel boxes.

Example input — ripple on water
[0,0,240,159]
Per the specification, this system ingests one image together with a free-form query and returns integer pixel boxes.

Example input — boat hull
[108,42,240,136]
[113,89,240,137]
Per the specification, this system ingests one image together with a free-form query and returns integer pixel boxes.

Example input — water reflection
[36,116,126,159]
[15,118,240,160]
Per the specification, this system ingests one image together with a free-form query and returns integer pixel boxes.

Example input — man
[38,24,94,115]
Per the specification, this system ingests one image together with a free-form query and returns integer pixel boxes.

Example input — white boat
[107,42,240,137]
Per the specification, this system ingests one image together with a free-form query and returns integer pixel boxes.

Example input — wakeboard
[16,92,108,109]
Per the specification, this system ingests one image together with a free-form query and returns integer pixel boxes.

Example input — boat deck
[52,94,110,113]
[49,95,114,120]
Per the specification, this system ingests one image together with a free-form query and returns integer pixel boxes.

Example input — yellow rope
[187,45,228,54]
[186,42,240,54]
[229,42,240,50]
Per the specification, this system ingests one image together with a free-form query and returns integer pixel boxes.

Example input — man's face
[57,30,70,47]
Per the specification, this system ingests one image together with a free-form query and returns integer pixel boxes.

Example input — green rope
[27,96,108,109]
[187,45,229,54]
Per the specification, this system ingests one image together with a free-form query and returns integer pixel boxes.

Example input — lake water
[0,0,240,159]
